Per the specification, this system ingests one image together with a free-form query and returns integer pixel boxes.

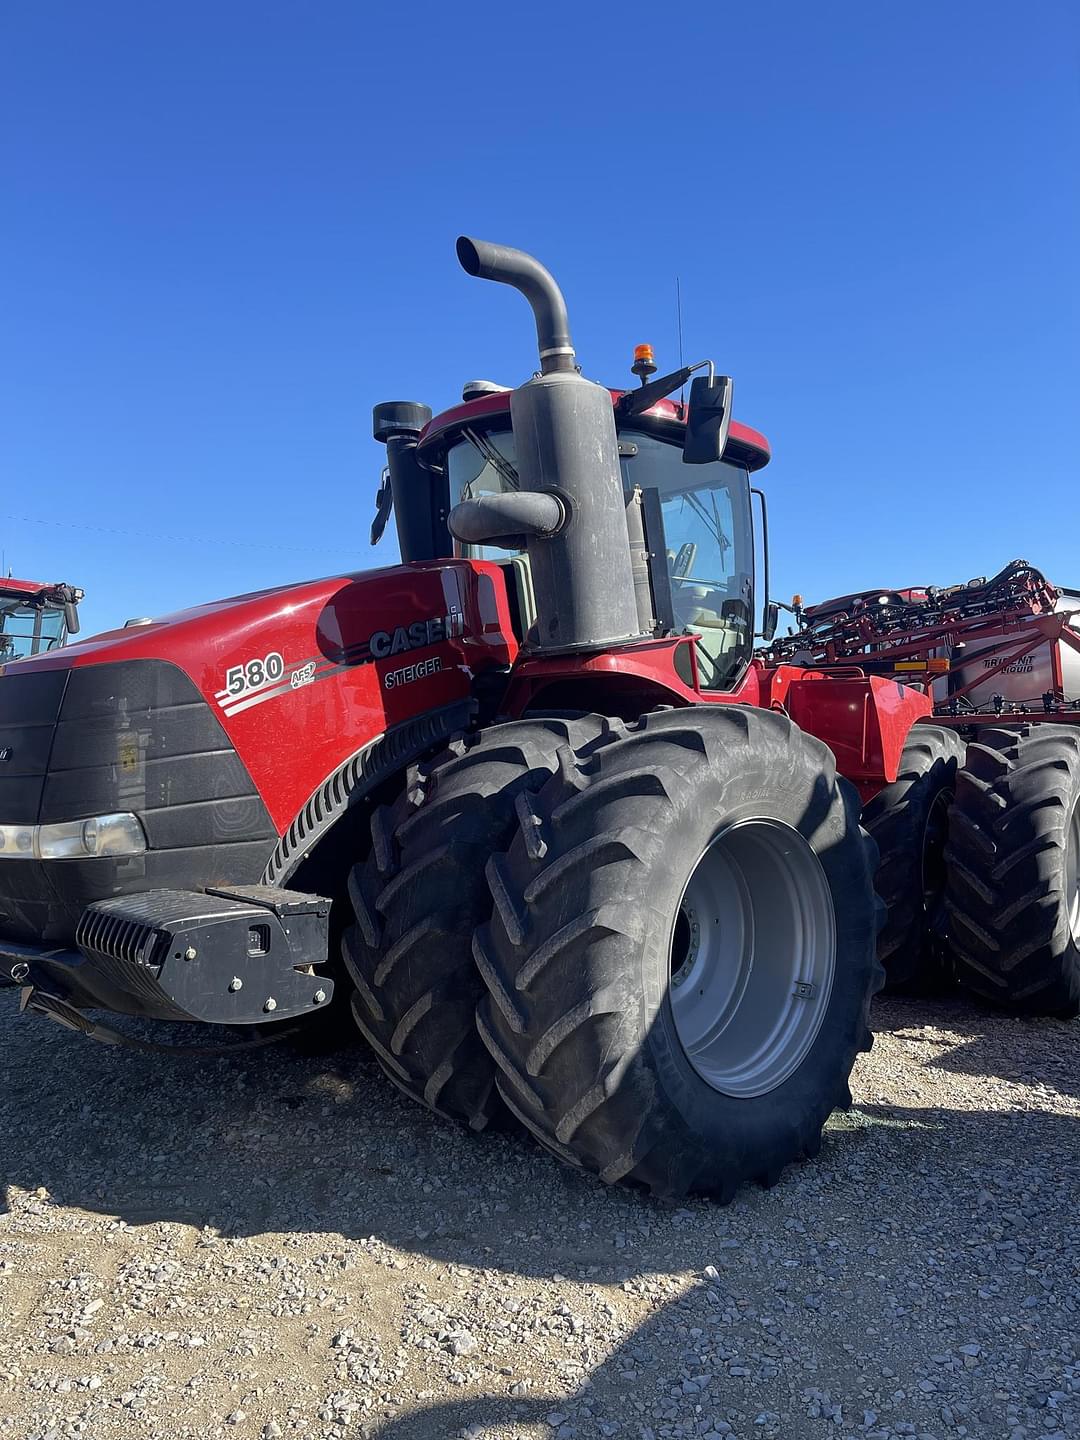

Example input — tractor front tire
[863,724,966,992]
[341,716,607,1129]
[945,724,1080,1016]
[474,707,883,1199]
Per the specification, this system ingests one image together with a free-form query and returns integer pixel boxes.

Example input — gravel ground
[0,991,1076,1440]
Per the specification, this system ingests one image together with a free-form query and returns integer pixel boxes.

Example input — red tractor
[769,562,1080,1014]
[0,577,83,661]
[3,238,956,1200]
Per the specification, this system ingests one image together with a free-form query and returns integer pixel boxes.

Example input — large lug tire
[944,724,1080,1017]
[341,715,608,1130]
[862,724,966,992]
[473,707,883,1200]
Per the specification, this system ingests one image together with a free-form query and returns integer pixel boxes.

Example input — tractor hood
[0,558,517,946]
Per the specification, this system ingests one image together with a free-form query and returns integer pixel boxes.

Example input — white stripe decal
[216,672,294,706]
[221,678,299,717]
[220,664,340,717]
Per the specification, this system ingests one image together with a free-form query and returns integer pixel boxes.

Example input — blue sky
[2,2,1078,635]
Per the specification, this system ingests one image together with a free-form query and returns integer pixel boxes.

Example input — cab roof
[419,389,772,472]
[1,578,53,599]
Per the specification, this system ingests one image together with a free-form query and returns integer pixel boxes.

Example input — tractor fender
[260,699,474,888]
[775,672,933,803]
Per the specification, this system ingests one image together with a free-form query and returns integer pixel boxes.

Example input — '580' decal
[225,652,285,697]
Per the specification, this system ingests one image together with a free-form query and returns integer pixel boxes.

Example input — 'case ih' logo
[368,613,465,660]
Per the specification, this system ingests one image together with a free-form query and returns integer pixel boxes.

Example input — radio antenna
[676,276,685,406]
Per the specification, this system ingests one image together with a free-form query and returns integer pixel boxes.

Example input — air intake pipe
[449,237,644,653]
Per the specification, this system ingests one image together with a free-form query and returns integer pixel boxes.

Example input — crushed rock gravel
[0,993,1076,1440]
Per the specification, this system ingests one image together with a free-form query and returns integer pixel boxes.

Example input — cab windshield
[447,425,755,689]
[0,597,69,660]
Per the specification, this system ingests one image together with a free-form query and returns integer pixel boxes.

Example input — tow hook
[18,985,305,1057]
[19,987,123,1043]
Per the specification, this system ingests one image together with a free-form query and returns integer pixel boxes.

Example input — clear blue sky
[2,2,1077,635]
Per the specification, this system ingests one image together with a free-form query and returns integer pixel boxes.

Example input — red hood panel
[7,560,517,834]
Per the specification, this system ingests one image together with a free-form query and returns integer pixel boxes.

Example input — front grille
[0,657,276,946]
[0,668,68,826]
[75,906,163,969]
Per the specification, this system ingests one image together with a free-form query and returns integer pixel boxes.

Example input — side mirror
[761,602,779,643]
[64,602,80,636]
[683,374,733,465]
[370,466,393,546]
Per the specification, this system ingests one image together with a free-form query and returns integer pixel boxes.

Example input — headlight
[0,812,147,860]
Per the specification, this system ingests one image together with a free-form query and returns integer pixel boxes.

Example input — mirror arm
[615,359,715,420]
[615,366,694,418]
[370,466,393,546]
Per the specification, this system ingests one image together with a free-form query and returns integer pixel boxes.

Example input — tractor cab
[395,382,772,691]
[0,579,83,662]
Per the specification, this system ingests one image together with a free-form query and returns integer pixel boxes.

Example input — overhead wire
[1,512,363,557]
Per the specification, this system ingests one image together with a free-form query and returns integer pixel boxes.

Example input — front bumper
[1,937,103,1000]
[0,885,334,1024]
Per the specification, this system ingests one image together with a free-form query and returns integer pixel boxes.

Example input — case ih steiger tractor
[768,562,1080,1014]
[1,235,994,1201]
[0,577,82,661]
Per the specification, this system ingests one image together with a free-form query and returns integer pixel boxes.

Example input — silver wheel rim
[1067,798,1080,947]
[669,819,837,1098]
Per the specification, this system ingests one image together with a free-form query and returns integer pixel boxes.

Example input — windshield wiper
[684,489,731,558]
[463,427,520,491]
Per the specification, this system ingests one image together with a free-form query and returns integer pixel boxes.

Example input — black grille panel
[0,668,68,824]
[76,906,162,969]
[0,658,275,946]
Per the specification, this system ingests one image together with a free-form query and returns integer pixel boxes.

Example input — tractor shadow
[357,1083,1080,1440]
[869,991,1080,1103]
[4,982,1076,1440]
[1,986,1076,1281]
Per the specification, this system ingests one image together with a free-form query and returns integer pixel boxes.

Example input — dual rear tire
[343,708,883,1198]
[864,725,966,992]
[945,724,1080,1016]
[863,722,1080,1017]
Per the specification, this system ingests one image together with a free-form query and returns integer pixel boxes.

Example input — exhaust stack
[455,238,576,375]
[449,236,643,654]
